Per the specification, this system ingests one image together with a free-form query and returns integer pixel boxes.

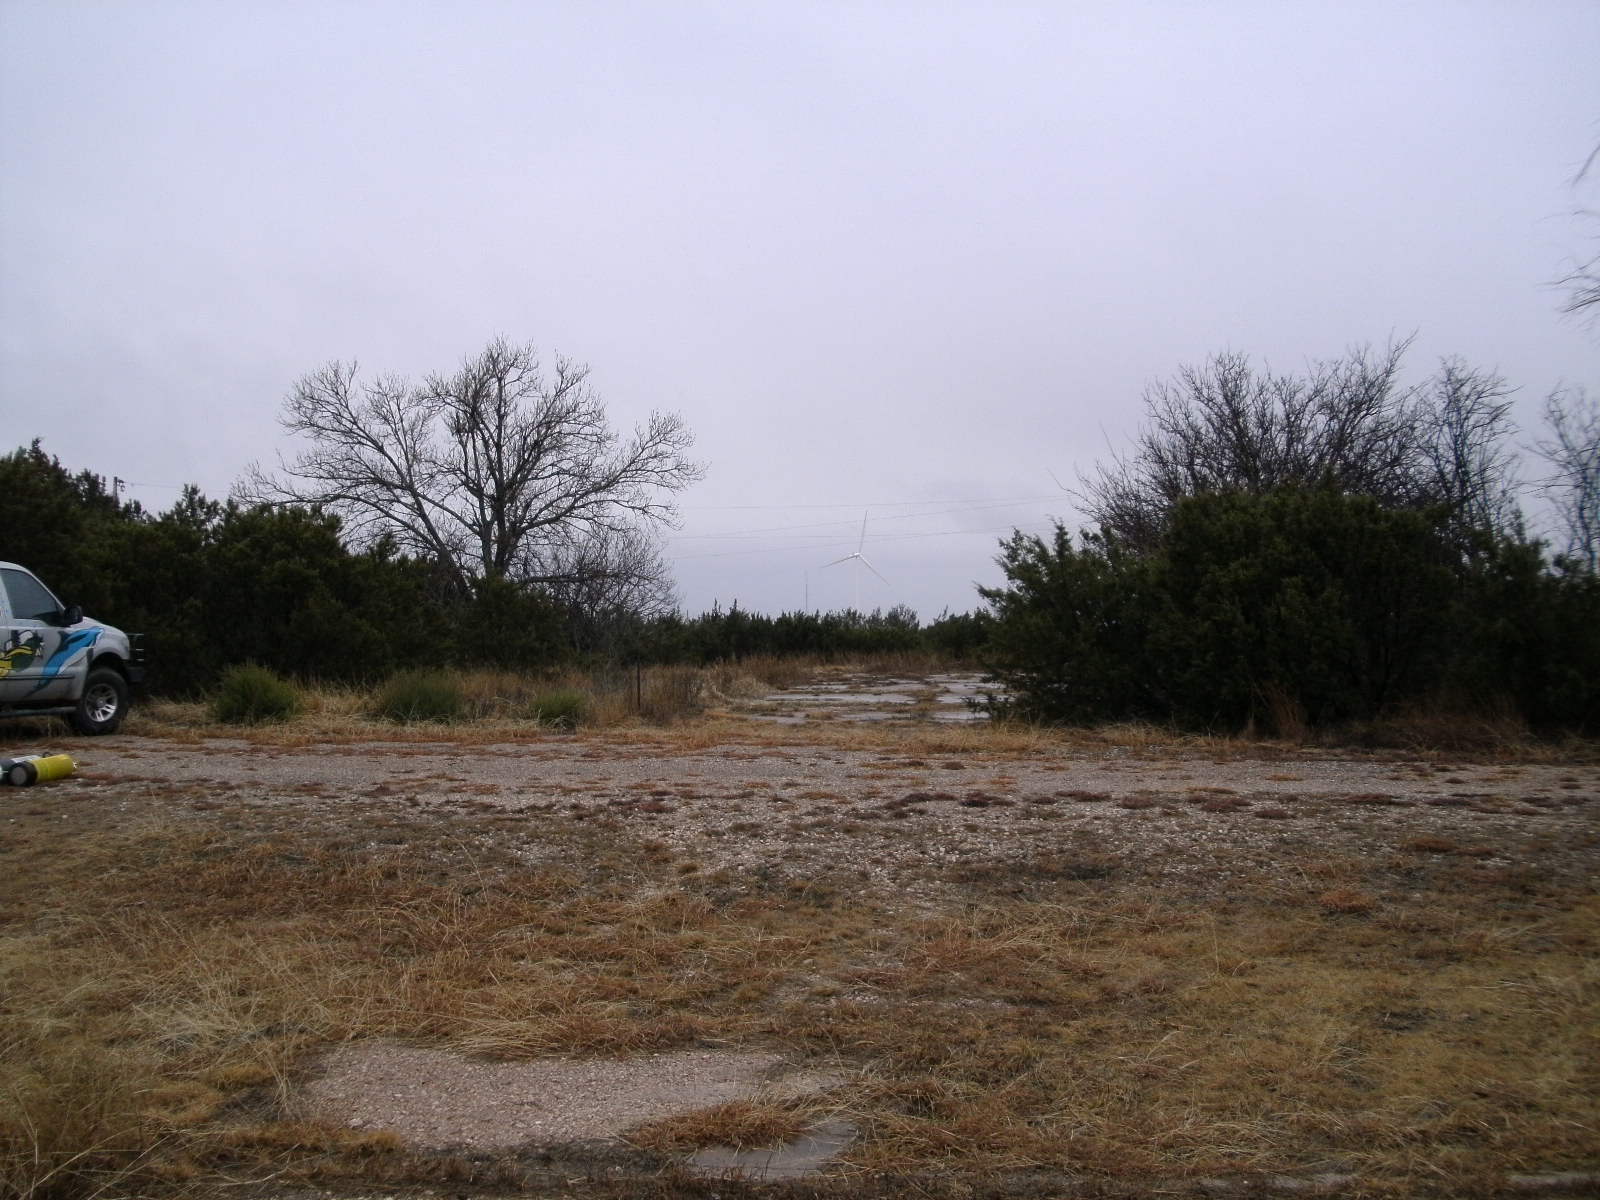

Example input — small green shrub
[528,688,586,728]
[211,664,301,724]
[373,670,465,723]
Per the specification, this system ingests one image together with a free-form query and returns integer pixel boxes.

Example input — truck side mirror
[59,604,84,627]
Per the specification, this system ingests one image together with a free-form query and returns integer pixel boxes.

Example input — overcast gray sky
[3,1,1596,619]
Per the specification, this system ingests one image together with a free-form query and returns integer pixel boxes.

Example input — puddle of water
[747,672,999,725]
[688,1118,857,1180]
[776,691,917,705]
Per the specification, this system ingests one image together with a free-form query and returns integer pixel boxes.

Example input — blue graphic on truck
[29,628,103,693]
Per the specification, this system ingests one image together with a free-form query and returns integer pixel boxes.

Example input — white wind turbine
[823,510,889,612]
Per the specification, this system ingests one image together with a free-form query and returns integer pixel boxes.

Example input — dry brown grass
[135,664,725,744]
[6,668,1600,1198]
[1332,706,1585,761]
[131,659,856,746]
[628,1098,817,1153]
[130,690,1068,763]
[4,767,1597,1200]
[124,658,1599,768]
[1317,887,1380,914]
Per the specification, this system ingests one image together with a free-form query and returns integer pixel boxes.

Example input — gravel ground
[6,672,1598,1186]
[300,1044,832,1149]
[37,715,1600,900]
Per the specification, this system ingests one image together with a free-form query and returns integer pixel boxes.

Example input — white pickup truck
[0,561,145,734]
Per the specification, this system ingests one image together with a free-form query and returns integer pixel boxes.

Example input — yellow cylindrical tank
[2,753,76,786]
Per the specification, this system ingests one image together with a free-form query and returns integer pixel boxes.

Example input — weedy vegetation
[370,668,468,723]
[132,656,938,744]
[208,663,301,725]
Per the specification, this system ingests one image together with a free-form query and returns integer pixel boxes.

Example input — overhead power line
[665,497,1068,543]
[669,521,1061,562]
[679,492,1061,511]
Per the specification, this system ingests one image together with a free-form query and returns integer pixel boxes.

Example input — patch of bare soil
[301,1044,833,1149]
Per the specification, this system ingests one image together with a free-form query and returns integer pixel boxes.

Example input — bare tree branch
[243,338,705,599]
[1080,340,1520,551]
[1558,235,1600,322]
[1423,358,1519,544]
[1535,387,1600,572]
[539,523,680,653]
[1556,139,1600,325]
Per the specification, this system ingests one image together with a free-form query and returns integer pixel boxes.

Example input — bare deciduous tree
[246,338,704,596]
[1423,357,1520,543]
[541,523,680,653]
[1535,387,1600,573]
[1080,340,1519,552]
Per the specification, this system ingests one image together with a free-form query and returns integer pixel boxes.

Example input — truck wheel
[71,668,129,735]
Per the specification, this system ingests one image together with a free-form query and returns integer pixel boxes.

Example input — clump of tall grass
[638,666,703,723]
[0,1029,154,1200]
[1333,697,1538,755]
[527,688,586,729]
[210,664,301,724]
[628,1097,815,1152]
[371,669,465,723]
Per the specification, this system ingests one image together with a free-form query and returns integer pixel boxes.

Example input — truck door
[0,567,67,702]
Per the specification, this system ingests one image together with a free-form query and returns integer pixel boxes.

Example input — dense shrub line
[637,603,990,665]
[981,487,1600,734]
[983,345,1597,737]
[17,438,1589,735]
[2,443,990,693]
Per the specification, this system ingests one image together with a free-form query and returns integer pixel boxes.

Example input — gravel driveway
[24,670,1599,900]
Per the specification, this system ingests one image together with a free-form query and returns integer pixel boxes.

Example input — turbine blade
[857,510,868,553]
[860,556,890,586]
[822,554,856,568]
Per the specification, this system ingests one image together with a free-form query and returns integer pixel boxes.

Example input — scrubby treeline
[636,603,990,664]
[983,346,1599,735]
[2,442,988,692]
[983,490,1599,734]
[4,444,443,689]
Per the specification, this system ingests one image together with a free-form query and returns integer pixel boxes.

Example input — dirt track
[33,700,1600,902]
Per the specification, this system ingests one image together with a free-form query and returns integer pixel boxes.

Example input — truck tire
[71,667,129,735]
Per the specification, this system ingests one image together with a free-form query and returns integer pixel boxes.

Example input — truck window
[0,568,63,623]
